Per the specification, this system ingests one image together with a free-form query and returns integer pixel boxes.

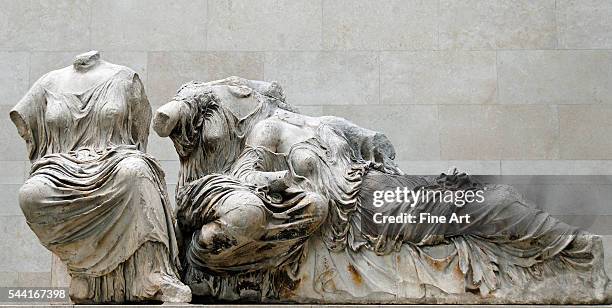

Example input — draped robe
[281,124,609,304]
[162,81,609,304]
[10,66,184,303]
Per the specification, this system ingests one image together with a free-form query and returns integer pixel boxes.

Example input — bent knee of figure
[115,156,153,183]
[18,177,50,214]
[289,148,319,178]
[217,192,267,237]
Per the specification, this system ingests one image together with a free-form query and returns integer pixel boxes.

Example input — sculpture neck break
[73,50,101,72]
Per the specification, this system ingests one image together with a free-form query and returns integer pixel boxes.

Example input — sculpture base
[277,236,610,305]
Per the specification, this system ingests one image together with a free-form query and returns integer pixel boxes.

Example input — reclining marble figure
[153,76,610,304]
[9,51,191,304]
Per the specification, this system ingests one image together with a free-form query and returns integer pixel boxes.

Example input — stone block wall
[1,0,612,287]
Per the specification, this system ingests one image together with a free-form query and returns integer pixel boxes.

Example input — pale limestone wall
[1,0,612,287]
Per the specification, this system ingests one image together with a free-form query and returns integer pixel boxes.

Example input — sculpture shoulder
[41,62,138,89]
[109,64,140,82]
[246,117,284,150]
[31,70,57,90]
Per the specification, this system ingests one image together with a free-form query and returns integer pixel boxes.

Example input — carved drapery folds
[11,56,610,304]
[10,51,191,304]
[153,76,610,304]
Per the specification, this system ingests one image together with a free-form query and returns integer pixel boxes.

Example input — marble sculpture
[152,76,610,304]
[10,51,610,304]
[10,51,191,304]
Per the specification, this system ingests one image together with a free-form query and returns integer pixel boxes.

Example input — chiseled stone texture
[381,51,497,104]
[0,52,29,106]
[91,0,207,51]
[321,105,439,160]
[439,105,559,160]
[560,105,612,159]
[147,52,264,107]
[0,0,90,51]
[0,216,51,273]
[322,0,437,50]
[557,0,612,49]
[439,0,556,50]
[207,0,321,51]
[265,52,379,106]
[498,50,612,104]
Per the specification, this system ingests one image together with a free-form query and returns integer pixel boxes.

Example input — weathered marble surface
[9,51,191,304]
[153,76,611,304]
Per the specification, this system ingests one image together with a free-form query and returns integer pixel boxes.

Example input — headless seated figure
[10,51,191,304]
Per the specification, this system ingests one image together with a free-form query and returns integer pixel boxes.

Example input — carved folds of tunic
[9,52,611,304]
[10,52,191,304]
[153,76,610,304]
